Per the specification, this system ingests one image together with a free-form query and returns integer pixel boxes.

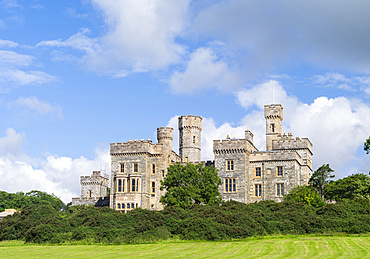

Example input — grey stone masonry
[100,103,313,211]
[214,103,313,204]
[265,104,283,151]
[179,115,202,163]
[110,127,180,213]
[71,170,109,206]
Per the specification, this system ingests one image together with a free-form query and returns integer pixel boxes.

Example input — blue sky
[0,0,369,202]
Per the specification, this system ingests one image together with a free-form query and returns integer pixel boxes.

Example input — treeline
[1,199,369,244]
[0,190,66,212]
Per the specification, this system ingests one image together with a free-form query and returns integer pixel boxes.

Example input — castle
[73,104,313,211]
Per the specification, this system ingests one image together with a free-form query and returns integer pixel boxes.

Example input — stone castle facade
[71,171,109,206]
[73,104,313,211]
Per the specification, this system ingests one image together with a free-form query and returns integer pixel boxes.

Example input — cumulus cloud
[39,0,190,76]
[169,47,241,94]
[167,80,370,178]
[7,96,63,118]
[0,128,110,203]
[236,81,370,178]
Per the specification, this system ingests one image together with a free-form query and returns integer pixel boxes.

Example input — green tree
[309,164,335,201]
[326,173,370,202]
[160,163,222,209]
[284,185,325,207]
[365,137,370,154]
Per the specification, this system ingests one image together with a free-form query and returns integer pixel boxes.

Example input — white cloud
[0,50,33,67]
[0,39,19,48]
[167,80,370,178]
[8,96,63,118]
[37,28,100,54]
[169,47,241,94]
[39,0,190,76]
[0,128,110,203]
[0,50,56,88]
[0,69,55,87]
[236,81,370,178]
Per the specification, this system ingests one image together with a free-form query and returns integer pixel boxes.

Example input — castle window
[277,166,283,176]
[225,178,236,193]
[277,183,284,197]
[117,179,122,192]
[131,203,135,209]
[131,178,139,192]
[127,203,130,209]
[255,184,262,197]
[193,136,196,144]
[151,181,155,197]
[122,203,125,209]
[162,170,165,177]
[117,203,121,209]
[133,163,138,173]
[152,164,155,175]
[226,160,234,171]
[88,190,92,198]
[120,163,124,173]
[255,167,261,177]
[271,124,275,133]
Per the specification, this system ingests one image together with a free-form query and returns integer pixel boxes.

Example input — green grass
[1,235,370,258]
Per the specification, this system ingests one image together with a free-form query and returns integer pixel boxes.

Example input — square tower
[265,104,283,151]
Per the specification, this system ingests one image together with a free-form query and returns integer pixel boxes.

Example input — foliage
[364,136,370,154]
[284,185,325,207]
[309,164,335,201]
[160,163,222,209]
[0,190,66,212]
[326,173,370,203]
[1,198,370,244]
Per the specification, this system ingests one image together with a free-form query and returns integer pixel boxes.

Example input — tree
[365,137,370,154]
[160,163,222,209]
[325,173,370,202]
[284,185,325,207]
[309,164,335,201]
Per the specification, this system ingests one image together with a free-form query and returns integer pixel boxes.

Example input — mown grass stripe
[1,236,370,258]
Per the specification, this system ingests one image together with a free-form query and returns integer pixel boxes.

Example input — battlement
[178,115,202,129]
[250,149,301,162]
[80,171,109,185]
[272,134,313,154]
[213,138,258,154]
[110,139,162,155]
[157,127,174,141]
[264,104,283,120]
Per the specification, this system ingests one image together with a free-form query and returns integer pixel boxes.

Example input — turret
[157,127,173,152]
[265,104,283,151]
[178,115,202,163]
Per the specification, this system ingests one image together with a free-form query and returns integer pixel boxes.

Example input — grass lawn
[1,235,369,258]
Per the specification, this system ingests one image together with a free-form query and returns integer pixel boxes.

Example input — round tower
[157,127,173,152]
[264,104,283,151]
[178,115,202,163]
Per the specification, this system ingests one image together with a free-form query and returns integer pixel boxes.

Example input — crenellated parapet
[249,150,302,163]
[110,139,162,155]
[178,115,202,130]
[157,127,173,141]
[272,134,313,155]
[213,138,258,154]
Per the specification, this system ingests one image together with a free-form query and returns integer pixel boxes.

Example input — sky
[0,0,369,203]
